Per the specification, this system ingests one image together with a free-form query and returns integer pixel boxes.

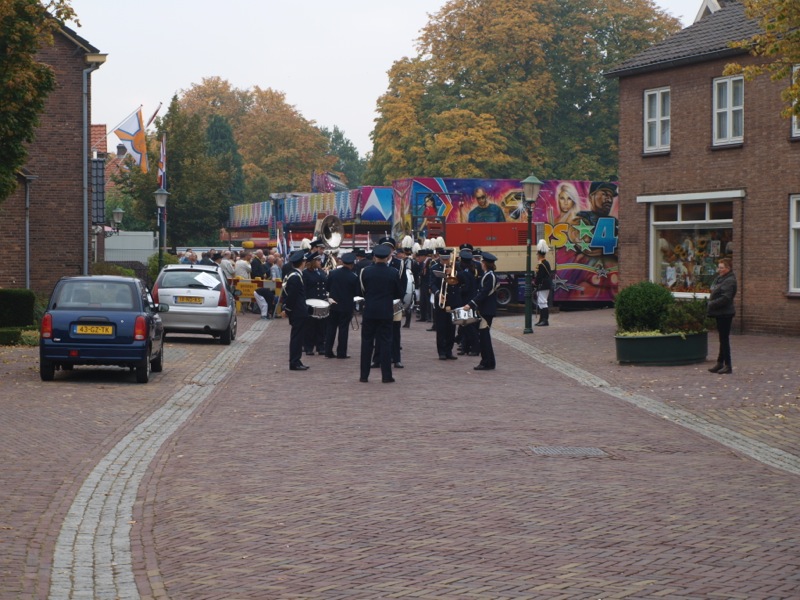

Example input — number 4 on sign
[590,217,618,255]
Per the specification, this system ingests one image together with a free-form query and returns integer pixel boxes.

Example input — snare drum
[451,307,479,325]
[306,298,331,319]
[392,298,403,321]
[353,296,365,314]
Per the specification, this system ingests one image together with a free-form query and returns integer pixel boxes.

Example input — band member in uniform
[282,251,310,371]
[462,251,499,370]
[432,249,458,360]
[416,249,432,323]
[456,248,480,356]
[325,252,360,359]
[534,240,552,326]
[303,253,328,355]
[359,244,403,383]
[373,237,408,369]
[354,248,371,275]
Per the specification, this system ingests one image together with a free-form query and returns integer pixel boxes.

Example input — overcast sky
[69,0,703,157]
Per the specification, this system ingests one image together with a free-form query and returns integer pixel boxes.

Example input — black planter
[615,332,708,365]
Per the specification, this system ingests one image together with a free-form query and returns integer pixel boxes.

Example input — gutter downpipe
[82,54,106,274]
[23,174,38,289]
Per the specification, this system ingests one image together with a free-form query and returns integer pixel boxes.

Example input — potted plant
[614,281,713,365]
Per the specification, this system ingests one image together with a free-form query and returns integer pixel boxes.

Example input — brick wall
[618,55,800,335]
[0,32,93,295]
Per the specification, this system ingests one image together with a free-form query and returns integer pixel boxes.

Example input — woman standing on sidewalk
[707,257,737,374]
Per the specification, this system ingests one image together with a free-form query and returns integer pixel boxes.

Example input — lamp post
[521,174,543,334]
[154,187,170,273]
[104,207,125,237]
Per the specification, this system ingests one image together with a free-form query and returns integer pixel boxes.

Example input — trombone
[438,249,458,309]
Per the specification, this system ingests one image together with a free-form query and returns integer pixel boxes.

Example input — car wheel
[496,286,512,307]
[40,359,55,381]
[230,315,237,341]
[151,344,164,373]
[136,351,151,383]
[220,323,232,345]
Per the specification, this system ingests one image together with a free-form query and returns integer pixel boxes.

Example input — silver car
[152,264,237,344]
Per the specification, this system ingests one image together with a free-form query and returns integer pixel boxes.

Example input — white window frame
[713,76,744,145]
[792,66,800,138]
[791,195,800,293]
[646,199,735,298]
[644,87,671,153]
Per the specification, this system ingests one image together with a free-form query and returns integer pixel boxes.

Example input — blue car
[39,275,168,383]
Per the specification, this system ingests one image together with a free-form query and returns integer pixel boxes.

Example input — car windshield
[160,270,221,290]
[53,281,135,310]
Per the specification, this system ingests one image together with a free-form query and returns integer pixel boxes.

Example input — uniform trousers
[325,310,352,357]
[434,306,456,357]
[361,318,393,381]
[289,315,308,367]
[479,316,495,368]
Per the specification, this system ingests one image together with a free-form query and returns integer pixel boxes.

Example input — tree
[206,114,245,204]
[0,0,75,203]
[320,125,366,188]
[724,0,800,118]
[366,0,681,183]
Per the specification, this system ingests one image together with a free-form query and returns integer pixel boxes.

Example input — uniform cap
[378,236,396,248]
[373,244,392,258]
[459,249,473,260]
[340,252,356,264]
[289,250,306,264]
[481,252,497,262]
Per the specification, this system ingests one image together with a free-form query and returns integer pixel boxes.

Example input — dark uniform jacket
[303,266,328,300]
[359,263,402,320]
[282,268,308,317]
[326,266,360,314]
[468,270,498,317]
[251,257,267,279]
[430,261,459,308]
[535,259,552,291]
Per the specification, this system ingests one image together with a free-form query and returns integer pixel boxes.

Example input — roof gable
[606,1,759,78]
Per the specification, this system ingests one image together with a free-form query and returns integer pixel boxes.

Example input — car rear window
[160,270,222,290]
[54,282,135,310]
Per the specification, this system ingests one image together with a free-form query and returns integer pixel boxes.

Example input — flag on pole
[114,109,148,172]
[157,134,166,189]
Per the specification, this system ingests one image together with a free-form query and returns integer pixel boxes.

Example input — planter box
[615,332,708,365]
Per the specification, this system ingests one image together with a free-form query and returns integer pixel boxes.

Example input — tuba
[314,214,343,270]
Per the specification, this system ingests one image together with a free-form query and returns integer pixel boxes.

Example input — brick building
[0,25,104,295]
[607,0,800,335]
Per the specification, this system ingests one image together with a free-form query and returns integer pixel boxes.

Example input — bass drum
[402,269,415,309]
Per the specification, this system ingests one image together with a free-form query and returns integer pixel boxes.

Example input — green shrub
[661,297,714,334]
[614,281,674,333]
[147,252,179,284]
[0,288,36,327]
[0,327,22,345]
[91,262,136,277]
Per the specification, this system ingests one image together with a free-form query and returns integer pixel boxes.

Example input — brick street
[1,308,798,599]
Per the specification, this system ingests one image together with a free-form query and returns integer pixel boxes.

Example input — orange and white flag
[114,109,148,172]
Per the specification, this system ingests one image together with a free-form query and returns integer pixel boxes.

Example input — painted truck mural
[392,177,619,305]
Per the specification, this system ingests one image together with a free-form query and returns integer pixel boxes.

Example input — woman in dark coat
[707,257,737,374]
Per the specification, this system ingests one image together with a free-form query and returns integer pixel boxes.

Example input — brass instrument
[314,214,343,271]
[439,249,458,309]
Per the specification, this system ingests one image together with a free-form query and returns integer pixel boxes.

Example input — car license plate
[75,324,113,335]
[176,296,203,304]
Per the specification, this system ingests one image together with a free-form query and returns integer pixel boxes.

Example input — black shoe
[457,350,465,355]
[382,378,396,383]
[317,350,326,355]
[325,353,336,358]
[426,327,436,332]
[394,362,404,368]
[290,364,309,371]
[402,324,410,328]
[474,364,494,370]
[359,377,369,383]
[467,352,479,356]
[439,354,447,360]
[446,355,458,360]
[535,322,548,326]
[708,362,723,373]
[336,355,351,359]
[718,365,732,374]
[305,351,314,356]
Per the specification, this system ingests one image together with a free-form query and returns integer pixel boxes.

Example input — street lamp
[104,206,125,237]
[153,187,170,273]
[521,174,543,334]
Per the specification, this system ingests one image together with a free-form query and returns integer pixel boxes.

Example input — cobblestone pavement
[0,308,798,599]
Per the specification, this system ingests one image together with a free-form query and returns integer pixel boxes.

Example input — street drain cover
[530,446,608,457]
